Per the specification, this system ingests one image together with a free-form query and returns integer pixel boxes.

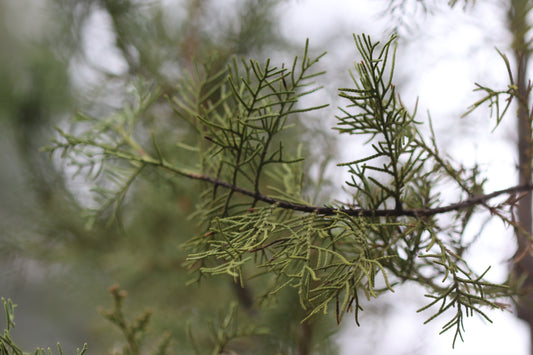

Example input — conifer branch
[46,33,521,345]
[146,156,533,218]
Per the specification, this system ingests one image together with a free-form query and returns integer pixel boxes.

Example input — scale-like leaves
[47,35,516,347]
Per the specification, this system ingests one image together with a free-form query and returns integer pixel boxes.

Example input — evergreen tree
[47,18,521,355]
[5,0,533,354]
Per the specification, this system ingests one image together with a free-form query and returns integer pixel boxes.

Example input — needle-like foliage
[46,34,524,348]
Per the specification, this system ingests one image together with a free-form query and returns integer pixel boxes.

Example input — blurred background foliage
[0,0,340,353]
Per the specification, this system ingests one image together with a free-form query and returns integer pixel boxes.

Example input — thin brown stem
[153,158,533,217]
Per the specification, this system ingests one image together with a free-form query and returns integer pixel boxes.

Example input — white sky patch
[82,8,129,76]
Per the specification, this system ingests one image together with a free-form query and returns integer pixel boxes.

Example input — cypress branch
[46,33,522,345]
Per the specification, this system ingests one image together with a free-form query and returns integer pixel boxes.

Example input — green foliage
[47,33,519,349]
[0,298,21,355]
[0,298,88,355]
[186,205,395,325]
[187,302,269,355]
[462,48,516,129]
[99,285,171,355]
[3,0,327,353]
[334,35,511,345]
[336,34,422,211]
[170,39,328,218]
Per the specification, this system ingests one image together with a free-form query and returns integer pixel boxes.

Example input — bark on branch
[155,159,533,217]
